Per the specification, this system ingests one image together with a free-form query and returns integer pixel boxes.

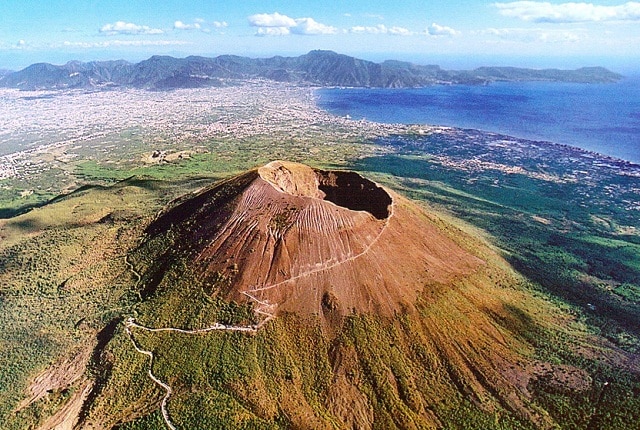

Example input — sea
[317,77,640,164]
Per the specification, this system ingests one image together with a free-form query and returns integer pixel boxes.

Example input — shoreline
[0,81,638,215]
[315,82,640,165]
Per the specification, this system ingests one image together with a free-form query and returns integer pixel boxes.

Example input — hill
[138,161,482,320]
[56,163,640,428]
[0,50,622,90]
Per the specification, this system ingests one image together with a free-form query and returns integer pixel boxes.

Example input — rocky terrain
[141,161,481,320]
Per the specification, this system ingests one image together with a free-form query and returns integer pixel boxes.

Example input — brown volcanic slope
[112,161,638,429]
[144,160,482,319]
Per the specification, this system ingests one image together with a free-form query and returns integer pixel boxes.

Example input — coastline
[0,81,638,216]
[316,80,640,165]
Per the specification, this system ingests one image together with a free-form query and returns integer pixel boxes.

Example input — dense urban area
[1,80,638,218]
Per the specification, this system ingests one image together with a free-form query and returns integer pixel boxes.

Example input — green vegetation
[615,283,640,302]
[74,153,241,183]
[0,132,371,220]
[347,152,640,344]
[0,178,182,429]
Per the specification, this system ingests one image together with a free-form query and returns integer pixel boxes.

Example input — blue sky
[1,0,639,71]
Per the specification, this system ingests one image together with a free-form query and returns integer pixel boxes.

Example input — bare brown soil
[35,381,93,430]
[16,347,91,413]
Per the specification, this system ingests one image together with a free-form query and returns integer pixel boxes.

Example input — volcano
[142,160,482,321]
[98,161,639,430]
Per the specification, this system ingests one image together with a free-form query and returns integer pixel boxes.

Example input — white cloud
[174,20,201,30]
[481,27,581,43]
[63,40,190,49]
[388,26,413,36]
[213,21,228,28]
[292,17,338,35]
[427,23,460,36]
[541,31,580,42]
[483,27,516,37]
[249,12,337,36]
[248,12,297,28]
[350,24,386,34]
[6,39,30,50]
[99,21,164,35]
[349,24,412,35]
[256,27,291,36]
[494,1,640,23]
[0,39,37,51]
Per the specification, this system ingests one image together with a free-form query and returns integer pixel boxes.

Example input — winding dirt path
[125,196,395,429]
[125,323,177,430]
[127,318,257,334]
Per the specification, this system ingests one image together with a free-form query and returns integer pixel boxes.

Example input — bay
[317,79,640,164]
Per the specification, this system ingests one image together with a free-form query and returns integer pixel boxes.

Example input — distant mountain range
[0,50,623,91]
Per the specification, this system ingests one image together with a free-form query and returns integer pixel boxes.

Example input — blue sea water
[317,78,640,164]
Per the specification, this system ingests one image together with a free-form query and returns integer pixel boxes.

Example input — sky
[1,0,639,72]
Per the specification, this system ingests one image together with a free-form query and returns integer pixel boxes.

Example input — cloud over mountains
[495,1,640,23]
[248,12,337,36]
[427,23,460,36]
[99,21,164,36]
[5,2,633,70]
